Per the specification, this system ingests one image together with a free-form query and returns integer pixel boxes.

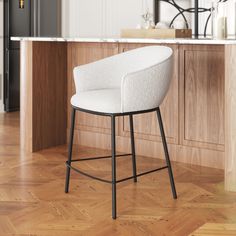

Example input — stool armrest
[121,57,173,113]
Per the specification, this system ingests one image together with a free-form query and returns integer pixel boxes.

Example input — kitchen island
[12,36,236,192]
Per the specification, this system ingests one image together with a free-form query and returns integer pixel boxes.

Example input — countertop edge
[10,36,236,45]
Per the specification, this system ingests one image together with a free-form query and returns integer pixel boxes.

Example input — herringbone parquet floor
[1,112,236,236]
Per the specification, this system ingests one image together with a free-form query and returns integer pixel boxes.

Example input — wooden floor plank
[0,112,236,236]
[190,223,236,236]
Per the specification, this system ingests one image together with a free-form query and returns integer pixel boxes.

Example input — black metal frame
[65,106,177,219]
[154,0,229,38]
[154,0,200,37]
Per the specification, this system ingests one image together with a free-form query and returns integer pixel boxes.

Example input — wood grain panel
[179,45,225,151]
[70,42,225,169]
[32,42,67,151]
[118,43,179,144]
[67,42,119,135]
[1,112,235,235]
[20,41,67,152]
[20,41,33,152]
[225,45,236,191]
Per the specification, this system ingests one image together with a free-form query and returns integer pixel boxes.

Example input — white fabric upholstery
[71,89,121,113]
[71,46,173,113]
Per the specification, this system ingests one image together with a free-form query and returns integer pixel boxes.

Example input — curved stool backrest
[67,46,177,220]
[73,46,173,113]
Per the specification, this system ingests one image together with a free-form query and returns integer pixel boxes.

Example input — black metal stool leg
[156,107,177,199]
[129,115,137,183]
[111,115,117,219]
[65,107,76,193]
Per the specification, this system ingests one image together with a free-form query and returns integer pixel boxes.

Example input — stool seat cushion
[71,89,121,114]
[72,46,174,114]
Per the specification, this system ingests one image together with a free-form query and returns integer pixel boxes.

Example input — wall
[0,0,3,112]
[61,0,203,38]
[62,0,236,38]
[61,0,199,37]
[62,0,153,37]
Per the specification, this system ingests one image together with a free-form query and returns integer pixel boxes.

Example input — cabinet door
[118,43,179,144]
[67,42,119,134]
[179,45,225,151]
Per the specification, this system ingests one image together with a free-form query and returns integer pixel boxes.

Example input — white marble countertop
[11,36,236,45]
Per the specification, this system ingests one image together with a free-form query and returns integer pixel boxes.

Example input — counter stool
[65,46,177,219]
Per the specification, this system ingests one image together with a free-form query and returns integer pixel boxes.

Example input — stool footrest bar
[71,154,132,162]
[66,162,112,184]
[66,161,168,184]
[116,166,168,183]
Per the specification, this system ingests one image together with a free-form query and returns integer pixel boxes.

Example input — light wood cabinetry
[225,45,236,191]
[21,40,226,169]
[65,42,225,168]
[21,39,236,191]
[21,42,67,152]
[179,45,225,151]
[66,42,225,169]
[67,43,119,136]
[118,43,179,145]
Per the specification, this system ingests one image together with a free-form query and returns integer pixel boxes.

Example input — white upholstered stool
[65,46,177,219]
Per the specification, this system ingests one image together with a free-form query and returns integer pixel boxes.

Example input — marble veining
[11,36,236,45]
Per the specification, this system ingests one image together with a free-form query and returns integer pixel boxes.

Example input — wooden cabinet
[179,45,225,151]
[118,43,179,144]
[19,40,236,189]
[21,42,68,152]
[67,42,119,135]
[66,42,225,168]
